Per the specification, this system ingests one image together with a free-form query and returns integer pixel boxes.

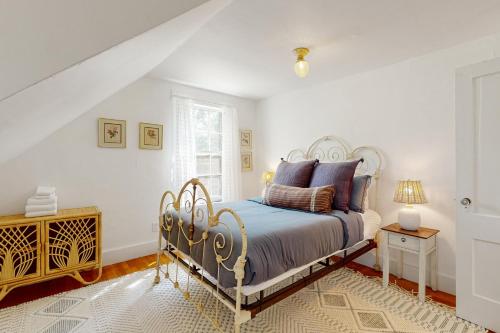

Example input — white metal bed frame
[154,135,382,333]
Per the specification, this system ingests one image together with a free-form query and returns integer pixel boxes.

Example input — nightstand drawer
[388,233,419,251]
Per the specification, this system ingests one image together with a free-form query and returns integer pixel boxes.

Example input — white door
[456,58,500,332]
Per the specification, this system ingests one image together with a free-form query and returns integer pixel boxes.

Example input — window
[192,103,223,202]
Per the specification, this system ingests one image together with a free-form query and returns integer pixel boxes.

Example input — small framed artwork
[241,151,253,172]
[98,118,126,148]
[240,129,252,149]
[139,122,163,150]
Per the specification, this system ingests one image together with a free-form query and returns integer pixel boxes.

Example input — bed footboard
[154,178,250,333]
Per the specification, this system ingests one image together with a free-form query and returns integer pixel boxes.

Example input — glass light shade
[294,60,309,78]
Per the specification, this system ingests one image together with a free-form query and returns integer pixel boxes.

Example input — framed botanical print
[241,151,253,172]
[98,118,126,148]
[139,122,163,150]
[240,129,252,149]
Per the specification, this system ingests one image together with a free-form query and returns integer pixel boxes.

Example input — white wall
[0,77,258,265]
[256,33,500,294]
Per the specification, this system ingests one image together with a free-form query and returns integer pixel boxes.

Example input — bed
[154,135,382,332]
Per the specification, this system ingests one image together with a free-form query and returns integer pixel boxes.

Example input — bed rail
[154,178,250,333]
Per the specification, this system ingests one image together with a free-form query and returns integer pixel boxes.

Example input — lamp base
[398,206,421,231]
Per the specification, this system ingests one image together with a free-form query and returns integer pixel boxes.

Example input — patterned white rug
[0,265,485,333]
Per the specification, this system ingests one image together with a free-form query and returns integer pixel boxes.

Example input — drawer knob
[401,237,406,243]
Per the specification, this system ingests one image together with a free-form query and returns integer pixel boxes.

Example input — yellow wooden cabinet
[0,207,102,301]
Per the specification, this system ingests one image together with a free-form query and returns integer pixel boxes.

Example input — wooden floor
[0,253,455,310]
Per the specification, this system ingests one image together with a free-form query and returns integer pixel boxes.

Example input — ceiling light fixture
[293,47,310,78]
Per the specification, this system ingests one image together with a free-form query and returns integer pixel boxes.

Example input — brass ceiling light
[293,47,310,78]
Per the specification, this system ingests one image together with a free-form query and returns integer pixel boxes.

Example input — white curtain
[221,105,242,201]
[172,96,196,192]
[172,95,242,201]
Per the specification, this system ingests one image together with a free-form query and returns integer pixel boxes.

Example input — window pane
[193,106,224,202]
[209,111,222,132]
[196,155,210,175]
[195,110,209,131]
[195,132,209,153]
[211,156,222,174]
[210,133,222,153]
[211,176,222,196]
[198,176,210,187]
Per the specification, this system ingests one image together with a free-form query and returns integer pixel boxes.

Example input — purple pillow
[273,159,318,188]
[309,159,363,212]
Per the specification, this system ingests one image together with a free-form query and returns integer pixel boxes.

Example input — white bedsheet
[362,209,382,240]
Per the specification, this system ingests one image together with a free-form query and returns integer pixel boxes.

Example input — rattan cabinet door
[0,221,41,285]
[45,215,99,274]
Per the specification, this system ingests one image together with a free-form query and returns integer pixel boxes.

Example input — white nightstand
[381,223,439,302]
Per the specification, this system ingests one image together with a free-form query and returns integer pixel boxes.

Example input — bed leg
[234,256,246,333]
[154,215,162,284]
[373,233,382,271]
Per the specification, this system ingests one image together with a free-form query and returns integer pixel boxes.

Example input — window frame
[192,103,223,202]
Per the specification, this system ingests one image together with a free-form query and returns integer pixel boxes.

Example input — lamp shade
[262,171,275,184]
[393,180,427,204]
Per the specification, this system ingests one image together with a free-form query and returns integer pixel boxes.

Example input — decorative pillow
[273,159,318,188]
[309,159,363,212]
[263,183,335,213]
[349,175,372,213]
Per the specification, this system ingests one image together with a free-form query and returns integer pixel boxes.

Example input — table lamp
[262,171,275,186]
[393,180,427,230]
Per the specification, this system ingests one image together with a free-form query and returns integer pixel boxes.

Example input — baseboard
[354,250,456,295]
[102,239,157,265]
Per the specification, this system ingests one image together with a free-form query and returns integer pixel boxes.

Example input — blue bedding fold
[163,198,364,288]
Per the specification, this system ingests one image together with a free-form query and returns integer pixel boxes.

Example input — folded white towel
[30,194,56,200]
[25,210,57,218]
[25,203,57,213]
[36,186,56,196]
[27,195,57,206]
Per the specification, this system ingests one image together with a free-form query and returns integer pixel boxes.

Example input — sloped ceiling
[150,0,500,99]
[0,0,208,101]
[0,0,231,165]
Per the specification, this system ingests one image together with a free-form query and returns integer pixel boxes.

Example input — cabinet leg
[418,239,426,303]
[382,231,389,287]
[72,266,103,285]
[430,248,438,291]
[0,285,8,302]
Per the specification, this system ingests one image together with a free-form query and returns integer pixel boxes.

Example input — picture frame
[98,118,126,148]
[240,129,252,149]
[139,122,163,150]
[241,151,253,172]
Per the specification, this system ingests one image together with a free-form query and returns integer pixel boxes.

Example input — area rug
[0,265,485,333]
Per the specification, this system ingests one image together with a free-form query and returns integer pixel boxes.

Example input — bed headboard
[285,135,383,209]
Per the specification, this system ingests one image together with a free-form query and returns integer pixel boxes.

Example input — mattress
[163,199,371,288]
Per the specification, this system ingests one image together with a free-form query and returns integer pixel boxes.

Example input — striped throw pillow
[263,183,335,213]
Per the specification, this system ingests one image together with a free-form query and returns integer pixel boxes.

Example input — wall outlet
[152,222,159,232]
